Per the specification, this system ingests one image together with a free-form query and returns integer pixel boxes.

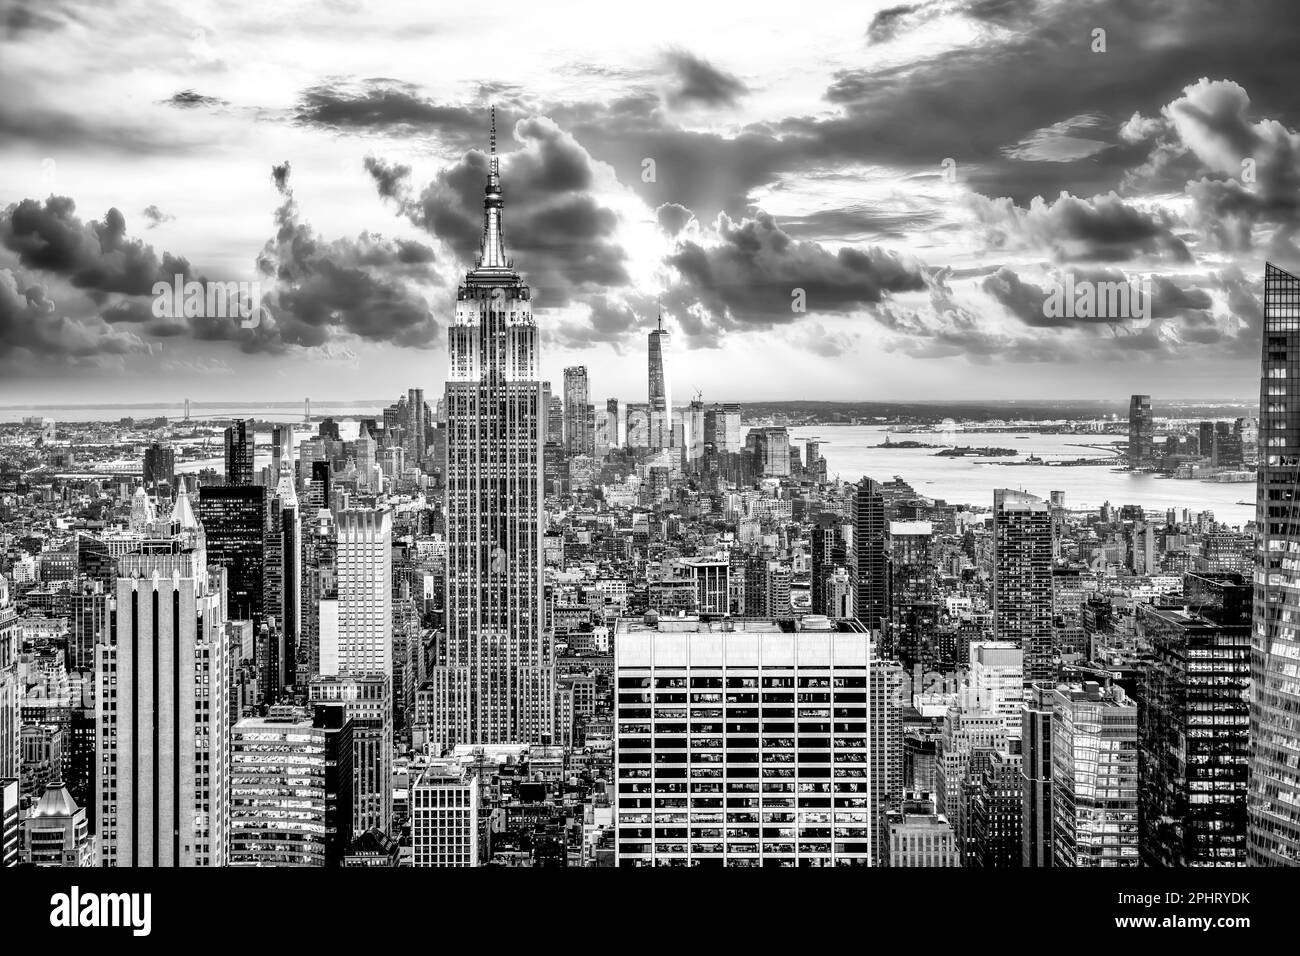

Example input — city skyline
[4,0,1299,917]
[4,1,1300,406]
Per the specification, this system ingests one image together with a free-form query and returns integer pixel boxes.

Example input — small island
[870,439,940,449]
[933,445,1019,457]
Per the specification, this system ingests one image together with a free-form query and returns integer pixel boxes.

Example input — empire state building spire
[477,105,509,270]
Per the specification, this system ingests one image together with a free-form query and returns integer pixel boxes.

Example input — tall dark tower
[1249,262,1300,864]
[224,418,255,486]
[1128,395,1152,469]
[851,478,890,639]
[648,312,672,450]
[434,109,553,747]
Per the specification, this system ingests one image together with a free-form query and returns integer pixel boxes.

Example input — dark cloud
[655,202,694,237]
[663,50,748,108]
[549,292,654,353]
[250,162,441,352]
[1122,79,1300,269]
[142,204,173,229]
[969,191,1191,263]
[663,210,925,338]
[0,267,148,369]
[866,5,920,44]
[1,196,198,298]
[366,116,629,308]
[363,155,411,201]
[1,3,66,36]
[165,90,227,109]
[296,80,505,148]
[271,161,292,194]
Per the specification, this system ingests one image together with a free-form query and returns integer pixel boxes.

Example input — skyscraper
[224,418,255,486]
[95,500,230,867]
[992,489,1054,684]
[263,428,301,700]
[1139,573,1250,867]
[614,615,885,866]
[1249,262,1300,864]
[1128,394,1152,469]
[1020,683,1054,868]
[563,365,594,458]
[406,387,426,465]
[229,707,325,867]
[0,579,17,782]
[1050,682,1138,867]
[851,478,889,638]
[437,110,553,746]
[331,507,393,676]
[308,674,392,838]
[197,484,266,623]
[648,313,672,450]
[142,441,175,496]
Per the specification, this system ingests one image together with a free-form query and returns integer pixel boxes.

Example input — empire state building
[432,111,554,746]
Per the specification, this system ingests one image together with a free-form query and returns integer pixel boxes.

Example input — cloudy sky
[2,0,1298,406]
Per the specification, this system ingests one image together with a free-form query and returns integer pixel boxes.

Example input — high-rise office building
[992,489,1054,684]
[595,398,621,455]
[224,418,255,486]
[614,615,887,866]
[1249,262,1300,865]
[312,703,354,867]
[563,366,594,458]
[745,427,791,478]
[142,441,175,496]
[329,508,393,676]
[1050,682,1138,867]
[1139,573,1251,867]
[811,513,849,617]
[264,443,301,701]
[411,763,479,867]
[648,314,672,450]
[308,674,392,838]
[95,502,230,866]
[1,778,21,867]
[889,520,936,668]
[884,792,960,867]
[967,641,1024,739]
[406,387,426,465]
[1128,394,1153,469]
[685,397,705,465]
[0,580,17,782]
[436,111,553,747]
[197,484,266,623]
[229,707,325,867]
[703,403,743,455]
[1020,682,1054,868]
[851,478,890,638]
[681,556,729,616]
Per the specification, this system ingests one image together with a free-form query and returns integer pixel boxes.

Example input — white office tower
[411,763,479,866]
[95,508,230,866]
[229,708,325,867]
[614,615,894,866]
[436,109,553,747]
[332,508,393,675]
[966,641,1024,739]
